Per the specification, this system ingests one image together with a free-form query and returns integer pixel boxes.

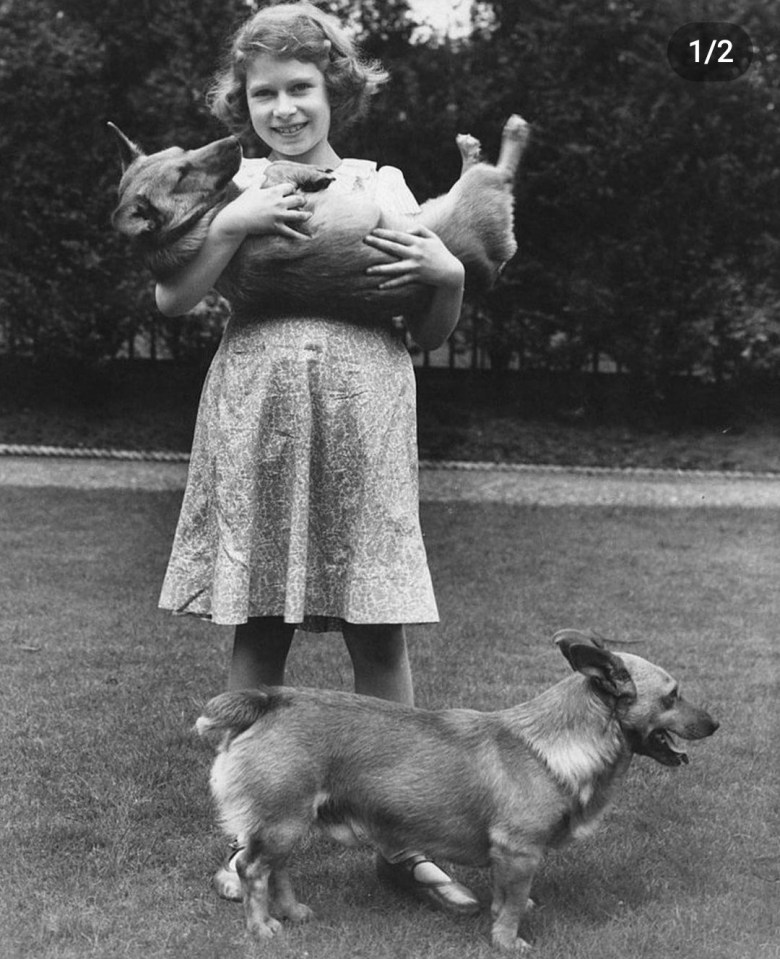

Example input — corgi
[196,631,718,950]
[109,116,529,316]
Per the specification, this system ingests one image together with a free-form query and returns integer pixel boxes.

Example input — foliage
[465,0,780,388]
[0,0,249,362]
[0,0,779,401]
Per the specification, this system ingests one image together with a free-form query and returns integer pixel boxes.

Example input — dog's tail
[195,688,281,747]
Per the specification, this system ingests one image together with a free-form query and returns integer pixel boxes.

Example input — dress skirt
[158,314,439,630]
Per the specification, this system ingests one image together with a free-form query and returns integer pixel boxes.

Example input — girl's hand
[363,225,465,291]
[213,183,312,242]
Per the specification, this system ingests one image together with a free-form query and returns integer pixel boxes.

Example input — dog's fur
[196,631,718,951]
[109,116,529,316]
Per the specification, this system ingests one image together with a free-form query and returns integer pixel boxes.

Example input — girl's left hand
[363,225,465,291]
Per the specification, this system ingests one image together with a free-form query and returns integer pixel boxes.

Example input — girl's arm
[155,183,311,317]
[362,225,465,351]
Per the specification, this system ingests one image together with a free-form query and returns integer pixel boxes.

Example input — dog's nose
[701,716,719,736]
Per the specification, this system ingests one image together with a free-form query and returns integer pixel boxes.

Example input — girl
[156,1,478,916]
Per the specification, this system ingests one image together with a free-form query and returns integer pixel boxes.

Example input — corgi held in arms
[109,115,529,317]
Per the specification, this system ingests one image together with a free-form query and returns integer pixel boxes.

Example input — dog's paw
[491,929,532,952]
[281,902,315,924]
[502,115,530,144]
[247,915,282,941]
[456,133,483,170]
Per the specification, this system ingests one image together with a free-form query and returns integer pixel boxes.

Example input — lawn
[0,488,778,958]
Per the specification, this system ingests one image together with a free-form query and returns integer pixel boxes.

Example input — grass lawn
[0,488,778,958]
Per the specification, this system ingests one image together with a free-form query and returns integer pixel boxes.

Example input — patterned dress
[158,158,439,631]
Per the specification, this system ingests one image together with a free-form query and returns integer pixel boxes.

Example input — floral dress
[158,158,439,631]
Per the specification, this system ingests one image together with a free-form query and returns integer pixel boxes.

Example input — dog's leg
[237,818,313,940]
[270,865,315,924]
[495,115,531,184]
[489,842,541,952]
[237,850,282,942]
[491,883,536,925]
[456,133,483,175]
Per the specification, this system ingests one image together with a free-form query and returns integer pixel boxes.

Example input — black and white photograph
[0,1,777,957]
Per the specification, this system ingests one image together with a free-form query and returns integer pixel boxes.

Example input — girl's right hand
[155,183,311,317]
[212,183,312,242]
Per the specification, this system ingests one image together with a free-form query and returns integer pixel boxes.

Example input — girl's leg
[341,622,479,916]
[228,616,296,690]
[341,622,414,705]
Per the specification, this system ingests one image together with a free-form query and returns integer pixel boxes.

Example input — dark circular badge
[667,22,753,81]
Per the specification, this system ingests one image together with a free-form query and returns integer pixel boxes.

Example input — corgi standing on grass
[156,0,481,916]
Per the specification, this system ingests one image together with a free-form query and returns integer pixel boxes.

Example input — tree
[0,0,249,361]
[460,0,780,387]
[1,0,779,400]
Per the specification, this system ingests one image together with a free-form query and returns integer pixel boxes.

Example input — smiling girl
[156,0,476,918]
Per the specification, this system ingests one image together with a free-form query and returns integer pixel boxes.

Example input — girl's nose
[274,95,296,118]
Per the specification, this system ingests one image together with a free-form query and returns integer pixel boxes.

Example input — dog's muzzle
[630,711,719,767]
[635,729,690,766]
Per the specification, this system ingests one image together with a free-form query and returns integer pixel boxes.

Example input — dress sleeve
[375,165,421,217]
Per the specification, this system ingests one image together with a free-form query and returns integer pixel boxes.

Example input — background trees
[1,0,778,400]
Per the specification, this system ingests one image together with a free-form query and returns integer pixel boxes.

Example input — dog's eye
[662,690,678,709]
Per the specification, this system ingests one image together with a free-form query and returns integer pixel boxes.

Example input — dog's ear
[555,635,636,701]
[107,122,144,171]
[553,628,606,658]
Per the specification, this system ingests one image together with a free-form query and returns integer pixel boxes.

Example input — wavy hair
[208,2,389,142]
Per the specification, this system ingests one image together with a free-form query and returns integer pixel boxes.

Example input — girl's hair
[208,1,389,142]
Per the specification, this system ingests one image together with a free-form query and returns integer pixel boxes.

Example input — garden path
[1,453,780,507]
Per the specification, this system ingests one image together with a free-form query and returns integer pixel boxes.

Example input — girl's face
[245,54,337,166]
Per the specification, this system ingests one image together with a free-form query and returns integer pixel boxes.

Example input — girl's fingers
[366,260,427,289]
[281,209,312,223]
[276,223,312,241]
[366,258,416,276]
[367,228,416,244]
[363,236,421,260]
[263,183,305,206]
[377,275,423,290]
[370,225,434,241]
[363,235,419,260]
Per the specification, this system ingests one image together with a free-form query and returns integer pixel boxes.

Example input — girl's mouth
[273,122,307,137]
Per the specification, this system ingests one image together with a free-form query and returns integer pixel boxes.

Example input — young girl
[156,1,478,916]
